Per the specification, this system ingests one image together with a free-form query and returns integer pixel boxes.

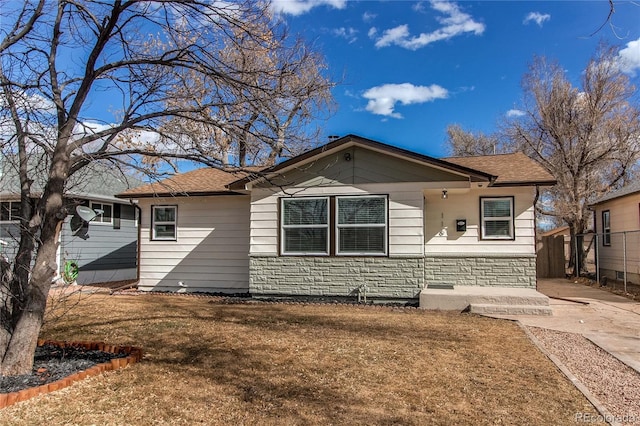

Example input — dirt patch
[576,277,640,301]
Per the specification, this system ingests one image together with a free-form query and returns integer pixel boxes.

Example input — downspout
[534,186,540,291]
[130,200,142,285]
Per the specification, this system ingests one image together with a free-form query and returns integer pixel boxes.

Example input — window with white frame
[336,196,387,255]
[152,205,177,241]
[281,198,329,255]
[602,210,611,246]
[89,201,113,224]
[280,195,388,256]
[0,201,21,222]
[480,197,514,240]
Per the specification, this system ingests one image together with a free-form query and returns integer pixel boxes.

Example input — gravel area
[528,327,640,425]
[0,344,126,394]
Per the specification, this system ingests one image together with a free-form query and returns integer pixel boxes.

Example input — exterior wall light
[441,190,448,199]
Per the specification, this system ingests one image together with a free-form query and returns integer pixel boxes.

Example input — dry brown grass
[1,295,601,425]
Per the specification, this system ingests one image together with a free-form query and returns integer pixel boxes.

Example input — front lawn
[1,295,599,425]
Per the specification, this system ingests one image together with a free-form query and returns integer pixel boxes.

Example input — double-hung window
[281,198,329,255]
[0,201,21,222]
[89,201,113,224]
[480,197,514,240]
[280,195,388,256]
[336,196,387,255]
[152,205,177,241]
[602,210,611,246]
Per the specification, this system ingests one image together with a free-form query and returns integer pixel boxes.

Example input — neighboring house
[118,135,556,312]
[1,159,143,285]
[590,181,640,285]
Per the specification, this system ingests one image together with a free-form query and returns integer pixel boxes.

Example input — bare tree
[0,0,335,375]
[506,46,640,274]
[162,23,335,167]
[444,124,506,156]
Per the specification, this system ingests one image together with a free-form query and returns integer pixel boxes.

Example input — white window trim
[602,210,611,246]
[0,201,20,223]
[281,197,330,256]
[89,201,113,225]
[480,197,514,240]
[335,195,388,256]
[152,205,177,241]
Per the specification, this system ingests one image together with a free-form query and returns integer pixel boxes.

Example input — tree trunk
[0,153,67,375]
[0,209,63,375]
[568,220,587,277]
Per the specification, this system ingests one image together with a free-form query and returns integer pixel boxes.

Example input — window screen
[281,198,329,254]
[481,197,514,239]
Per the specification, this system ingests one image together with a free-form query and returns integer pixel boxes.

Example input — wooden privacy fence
[537,235,566,278]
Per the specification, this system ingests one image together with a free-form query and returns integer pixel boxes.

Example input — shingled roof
[117,167,254,198]
[1,156,145,201]
[590,179,640,205]
[118,136,556,198]
[443,152,556,186]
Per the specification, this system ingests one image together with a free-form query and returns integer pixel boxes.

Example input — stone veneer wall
[424,254,537,288]
[249,254,537,299]
[249,257,425,299]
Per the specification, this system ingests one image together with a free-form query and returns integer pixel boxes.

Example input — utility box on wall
[456,219,467,232]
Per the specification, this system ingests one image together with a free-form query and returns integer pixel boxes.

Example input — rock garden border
[0,340,143,409]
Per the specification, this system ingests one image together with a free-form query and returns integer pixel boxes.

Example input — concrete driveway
[508,279,640,373]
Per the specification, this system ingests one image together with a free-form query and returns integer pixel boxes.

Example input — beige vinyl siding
[138,195,250,292]
[594,194,640,282]
[250,182,431,257]
[258,146,469,188]
[595,195,640,234]
[424,186,536,255]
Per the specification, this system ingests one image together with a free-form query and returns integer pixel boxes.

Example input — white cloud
[362,11,376,23]
[523,12,550,27]
[270,0,346,16]
[376,25,410,48]
[412,1,427,12]
[617,37,640,76]
[367,27,377,39]
[332,27,358,44]
[375,1,485,50]
[0,90,56,114]
[363,83,448,118]
[506,109,525,118]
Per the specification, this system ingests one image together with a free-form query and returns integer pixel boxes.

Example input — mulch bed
[0,344,127,394]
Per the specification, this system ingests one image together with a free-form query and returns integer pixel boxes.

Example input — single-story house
[590,181,640,285]
[118,135,556,313]
[1,160,142,285]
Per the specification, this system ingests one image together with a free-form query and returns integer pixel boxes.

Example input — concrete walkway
[495,278,640,373]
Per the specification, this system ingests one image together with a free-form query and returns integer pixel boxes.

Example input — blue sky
[272,0,640,157]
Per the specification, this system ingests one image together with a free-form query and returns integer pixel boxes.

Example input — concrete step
[469,303,553,316]
[420,286,550,311]
[465,294,550,306]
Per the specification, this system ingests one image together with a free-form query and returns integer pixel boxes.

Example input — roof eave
[590,190,640,206]
[228,134,496,189]
[490,180,557,187]
[116,190,246,199]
